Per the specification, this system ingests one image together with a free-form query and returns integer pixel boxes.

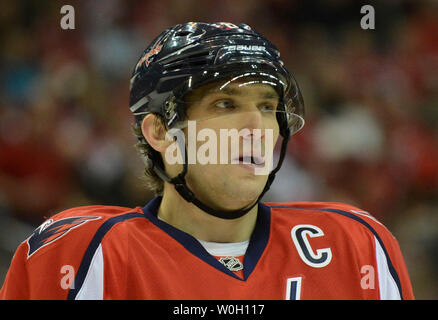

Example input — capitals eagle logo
[26,216,101,259]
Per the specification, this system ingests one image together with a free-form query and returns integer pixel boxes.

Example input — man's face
[164,78,281,211]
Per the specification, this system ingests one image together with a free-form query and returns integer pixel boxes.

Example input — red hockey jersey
[0,197,414,299]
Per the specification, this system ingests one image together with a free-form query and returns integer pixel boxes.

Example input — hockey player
[0,22,414,300]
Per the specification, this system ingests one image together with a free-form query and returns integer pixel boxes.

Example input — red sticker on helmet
[136,41,163,69]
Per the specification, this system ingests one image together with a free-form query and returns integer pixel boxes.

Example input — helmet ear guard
[130,22,305,219]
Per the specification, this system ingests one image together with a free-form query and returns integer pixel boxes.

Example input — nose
[239,106,265,136]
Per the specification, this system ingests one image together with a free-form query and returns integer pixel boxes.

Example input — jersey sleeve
[327,202,415,300]
[371,218,415,300]
[0,207,114,299]
[0,243,32,299]
[0,236,79,299]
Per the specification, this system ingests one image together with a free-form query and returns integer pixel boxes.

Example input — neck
[158,183,258,243]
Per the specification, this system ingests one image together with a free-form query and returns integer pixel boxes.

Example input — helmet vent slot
[175,31,192,37]
[163,51,211,71]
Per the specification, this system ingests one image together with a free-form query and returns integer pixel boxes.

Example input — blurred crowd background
[0,0,437,299]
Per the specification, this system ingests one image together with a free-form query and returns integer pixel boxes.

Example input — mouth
[233,155,265,169]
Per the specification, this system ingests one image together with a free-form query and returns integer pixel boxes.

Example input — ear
[141,114,172,153]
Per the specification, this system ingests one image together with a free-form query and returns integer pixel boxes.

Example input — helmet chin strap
[150,132,290,220]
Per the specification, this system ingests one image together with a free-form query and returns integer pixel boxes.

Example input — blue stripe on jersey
[267,204,404,299]
[244,202,270,280]
[67,212,144,300]
[142,197,271,281]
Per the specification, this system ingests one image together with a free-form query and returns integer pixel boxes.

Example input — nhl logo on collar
[218,256,243,272]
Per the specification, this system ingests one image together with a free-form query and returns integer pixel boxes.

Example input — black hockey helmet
[129,22,305,219]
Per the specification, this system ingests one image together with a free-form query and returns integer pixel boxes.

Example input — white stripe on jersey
[75,244,104,300]
[375,236,401,300]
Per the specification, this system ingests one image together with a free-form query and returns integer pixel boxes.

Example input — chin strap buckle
[174,183,195,203]
[170,173,196,203]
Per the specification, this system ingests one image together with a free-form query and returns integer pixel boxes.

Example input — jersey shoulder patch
[27,216,101,258]
[25,205,140,259]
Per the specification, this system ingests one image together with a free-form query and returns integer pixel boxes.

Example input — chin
[214,184,265,211]
[186,167,268,210]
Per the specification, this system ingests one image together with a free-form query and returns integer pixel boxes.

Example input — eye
[214,100,235,110]
[259,103,277,113]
